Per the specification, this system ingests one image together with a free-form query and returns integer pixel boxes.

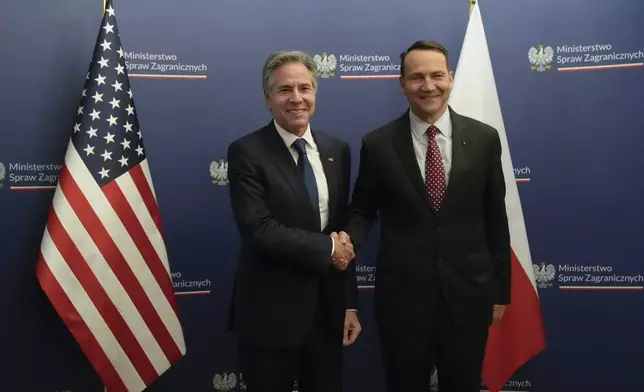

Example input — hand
[338,231,355,262]
[338,231,351,246]
[343,310,362,347]
[331,232,354,271]
[492,304,507,324]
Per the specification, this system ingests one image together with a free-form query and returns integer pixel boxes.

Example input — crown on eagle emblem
[210,159,228,186]
[528,44,554,72]
[313,52,337,78]
[213,372,237,391]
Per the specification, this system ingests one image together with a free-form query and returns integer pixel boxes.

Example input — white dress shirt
[273,120,330,231]
[409,108,453,184]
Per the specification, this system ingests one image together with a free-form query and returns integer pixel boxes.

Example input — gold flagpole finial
[469,0,476,14]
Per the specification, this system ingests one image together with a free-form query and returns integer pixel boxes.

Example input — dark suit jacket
[344,107,510,332]
[227,121,358,349]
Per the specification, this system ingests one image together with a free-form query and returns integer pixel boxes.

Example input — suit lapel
[392,112,434,213]
[442,109,468,210]
[393,108,470,215]
[260,122,308,201]
[312,131,339,228]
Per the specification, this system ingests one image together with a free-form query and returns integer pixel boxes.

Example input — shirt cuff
[346,309,358,312]
[330,235,335,255]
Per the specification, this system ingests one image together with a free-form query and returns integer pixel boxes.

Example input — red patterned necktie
[424,125,446,212]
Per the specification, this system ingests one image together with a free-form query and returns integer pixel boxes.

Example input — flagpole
[469,0,476,14]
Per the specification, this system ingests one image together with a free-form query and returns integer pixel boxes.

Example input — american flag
[35,1,186,391]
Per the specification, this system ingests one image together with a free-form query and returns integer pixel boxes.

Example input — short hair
[399,40,450,77]
[262,51,318,97]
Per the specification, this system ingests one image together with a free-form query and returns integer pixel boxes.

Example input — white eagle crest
[0,162,5,181]
[213,372,237,391]
[533,262,556,288]
[429,366,439,391]
[528,45,554,72]
[313,52,337,78]
[210,159,228,186]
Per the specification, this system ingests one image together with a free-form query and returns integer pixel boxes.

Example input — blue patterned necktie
[292,138,320,217]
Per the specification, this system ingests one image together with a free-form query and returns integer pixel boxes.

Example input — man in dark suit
[340,41,511,392]
[227,50,361,392]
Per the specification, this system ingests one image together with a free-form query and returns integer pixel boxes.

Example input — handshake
[330,231,354,271]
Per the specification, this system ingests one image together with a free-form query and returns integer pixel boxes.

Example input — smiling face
[400,48,453,124]
[265,61,316,137]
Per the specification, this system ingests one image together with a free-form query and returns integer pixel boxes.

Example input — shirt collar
[409,107,452,139]
[273,119,315,149]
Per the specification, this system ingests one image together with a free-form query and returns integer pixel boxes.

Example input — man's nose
[289,89,303,102]
[420,77,436,91]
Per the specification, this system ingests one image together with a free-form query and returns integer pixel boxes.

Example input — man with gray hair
[226,50,361,392]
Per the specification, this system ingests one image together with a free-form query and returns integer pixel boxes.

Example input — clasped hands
[330,231,354,271]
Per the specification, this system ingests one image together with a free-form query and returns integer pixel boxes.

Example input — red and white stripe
[449,4,546,392]
[557,62,643,72]
[36,141,186,392]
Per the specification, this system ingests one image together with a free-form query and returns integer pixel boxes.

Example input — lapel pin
[462,141,466,145]
[328,157,334,162]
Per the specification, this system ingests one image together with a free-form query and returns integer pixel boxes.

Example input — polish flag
[448,2,546,391]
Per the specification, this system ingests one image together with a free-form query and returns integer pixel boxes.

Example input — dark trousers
[238,308,342,392]
[379,298,489,392]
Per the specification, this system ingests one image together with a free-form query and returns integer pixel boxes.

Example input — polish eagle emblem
[528,44,554,72]
[533,262,556,288]
[213,372,237,391]
[313,52,337,78]
[429,366,439,391]
[210,159,228,186]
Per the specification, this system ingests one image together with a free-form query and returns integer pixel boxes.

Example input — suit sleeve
[343,137,379,249]
[227,141,332,274]
[485,129,512,305]
[340,144,359,310]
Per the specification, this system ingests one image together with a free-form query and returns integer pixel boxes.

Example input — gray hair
[262,51,318,97]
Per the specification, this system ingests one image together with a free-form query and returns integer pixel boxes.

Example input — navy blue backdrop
[1,0,643,390]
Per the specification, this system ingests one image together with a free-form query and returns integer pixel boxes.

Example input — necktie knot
[427,125,440,136]
[292,138,307,155]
